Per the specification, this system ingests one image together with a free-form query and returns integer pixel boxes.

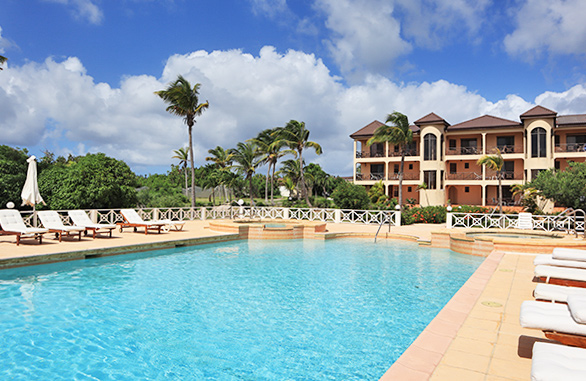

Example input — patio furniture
[531,342,586,381]
[0,209,48,245]
[534,254,586,270]
[119,209,185,234]
[534,284,586,303]
[67,210,116,238]
[37,210,84,242]
[535,265,586,288]
[520,299,586,347]
[553,248,586,262]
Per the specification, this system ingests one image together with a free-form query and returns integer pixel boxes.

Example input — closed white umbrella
[21,155,45,214]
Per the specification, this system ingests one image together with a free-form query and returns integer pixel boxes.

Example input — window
[464,162,469,169]
[424,134,437,160]
[465,187,470,193]
[423,170,437,189]
[555,161,560,170]
[531,169,545,180]
[531,128,547,158]
[497,136,515,153]
[450,163,457,174]
[460,138,478,154]
[370,143,384,157]
[393,164,399,174]
[566,135,586,152]
[440,170,444,189]
[370,164,384,180]
[449,139,456,150]
[501,161,515,179]
[407,187,412,192]
[408,163,413,170]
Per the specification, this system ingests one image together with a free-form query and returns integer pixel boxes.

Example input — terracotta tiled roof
[414,112,450,126]
[520,105,557,118]
[449,115,521,131]
[557,114,586,126]
[349,120,385,138]
[350,120,419,138]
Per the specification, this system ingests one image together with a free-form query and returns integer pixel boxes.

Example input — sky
[1,0,586,176]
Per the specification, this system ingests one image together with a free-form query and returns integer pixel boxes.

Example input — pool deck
[0,220,576,380]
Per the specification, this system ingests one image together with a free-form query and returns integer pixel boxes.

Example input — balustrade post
[153,208,159,220]
[200,207,206,220]
[89,209,98,223]
[283,208,290,220]
[394,210,401,226]
[334,209,341,224]
[446,213,453,229]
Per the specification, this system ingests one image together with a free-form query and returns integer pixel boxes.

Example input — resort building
[350,106,586,207]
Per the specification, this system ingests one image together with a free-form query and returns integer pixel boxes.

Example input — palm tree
[249,129,294,205]
[274,120,322,207]
[0,55,6,70]
[206,145,232,203]
[417,182,429,206]
[278,159,302,196]
[367,111,413,211]
[172,147,189,198]
[155,75,209,208]
[477,149,505,213]
[229,142,261,206]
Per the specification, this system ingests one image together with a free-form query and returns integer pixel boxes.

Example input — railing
[370,173,385,180]
[447,147,481,155]
[447,212,584,234]
[389,173,420,180]
[356,151,385,158]
[446,172,482,180]
[19,206,402,228]
[389,149,419,157]
[485,171,524,180]
[496,145,523,154]
[555,143,586,153]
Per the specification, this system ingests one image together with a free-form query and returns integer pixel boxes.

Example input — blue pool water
[0,239,482,380]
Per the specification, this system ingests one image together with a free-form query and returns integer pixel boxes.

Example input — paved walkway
[0,220,554,380]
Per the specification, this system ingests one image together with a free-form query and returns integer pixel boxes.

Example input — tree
[417,182,429,206]
[367,111,413,211]
[229,142,261,206]
[0,145,28,208]
[249,128,293,205]
[155,75,209,208]
[0,55,6,70]
[274,120,322,207]
[332,181,370,210]
[205,145,232,203]
[305,163,330,197]
[38,153,138,209]
[172,147,189,197]
[278,159,302,196]
[477,149,505,213]
[530,162,586,210]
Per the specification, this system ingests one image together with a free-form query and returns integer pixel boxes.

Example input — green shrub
[332,182,370,209]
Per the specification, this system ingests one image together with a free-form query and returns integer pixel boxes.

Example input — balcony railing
[446,172,482,180]
[356,151,385,158]
[495,145,523,154]
[555,143,586,153]
[446,146,481,155]
[486,171,524,180]
[388,149,419,157]
[354,173,385,181]
[389,173,420,180]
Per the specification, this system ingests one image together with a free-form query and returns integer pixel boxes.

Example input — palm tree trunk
[248,175,255,206]
[271,163,276,205]
[188,123,196,208]
[265,164,270,204]
[498,176,503,214]
[298,150,312,207]
[183,167,188,197]
[399,149,405,211]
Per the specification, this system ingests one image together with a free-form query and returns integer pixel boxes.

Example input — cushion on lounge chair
[68,210,116,229]
[120,209,165,226]
[531,342,586,381]
[38,211,84,233]
[520,300,586,336]
[0,209,47,235]
[553,248,586,262]
[534,254,586,269]
[567,295,586,324]
[534,284,586,303]
[535,265,586,283]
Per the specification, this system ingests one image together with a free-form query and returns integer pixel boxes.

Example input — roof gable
[449,115,521,131]
[414,112,449,126]
[521,105,557,119]
[350,120,385,138]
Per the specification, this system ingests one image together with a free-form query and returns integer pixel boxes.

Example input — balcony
[356,151,385,158]
[389,149,419,157]
[389,173,420,181]
[447,172,482,181]
[446,147,481,155]
[555,143,586,153]
[354,173,385,181]
[495,145,523,154]
[486,171,524,181]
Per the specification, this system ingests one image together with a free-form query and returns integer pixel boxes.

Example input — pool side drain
[481,301,503,308]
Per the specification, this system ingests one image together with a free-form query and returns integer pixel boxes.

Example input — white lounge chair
[534,254,586,269]
[520,299,586,347]
[0,209,48,245]
[531,342,586,381]
[535,265,586,287]
[37,210,84,242]
[534,284,586,303]
[553,248,586,262]
[67,210,116,238]
[119,209,184,234]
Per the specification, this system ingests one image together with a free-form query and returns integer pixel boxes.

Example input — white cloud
[43,0,104,25]
[249,0,289,18]
[504,0,586,58]
[1,47,585,176]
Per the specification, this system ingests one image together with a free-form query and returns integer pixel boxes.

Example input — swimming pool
[0,239,482,379]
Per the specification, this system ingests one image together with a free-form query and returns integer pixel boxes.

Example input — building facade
[350,106,586,206]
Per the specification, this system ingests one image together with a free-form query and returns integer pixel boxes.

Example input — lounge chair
[552,248,586,262]
[534,284,586,303]
[118,209,184,234]
[37,210,84,242]
[535,265,586,288]
[67,210,116,238]
[534,254,586,269]
[531,342,586,381]
[0,209,48,245]
[520,299,586,347]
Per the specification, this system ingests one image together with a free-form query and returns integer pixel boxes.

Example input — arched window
[424,133,437,160]
[531,127,547,158]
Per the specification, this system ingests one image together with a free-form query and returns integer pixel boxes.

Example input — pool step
[417,239,432,246]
